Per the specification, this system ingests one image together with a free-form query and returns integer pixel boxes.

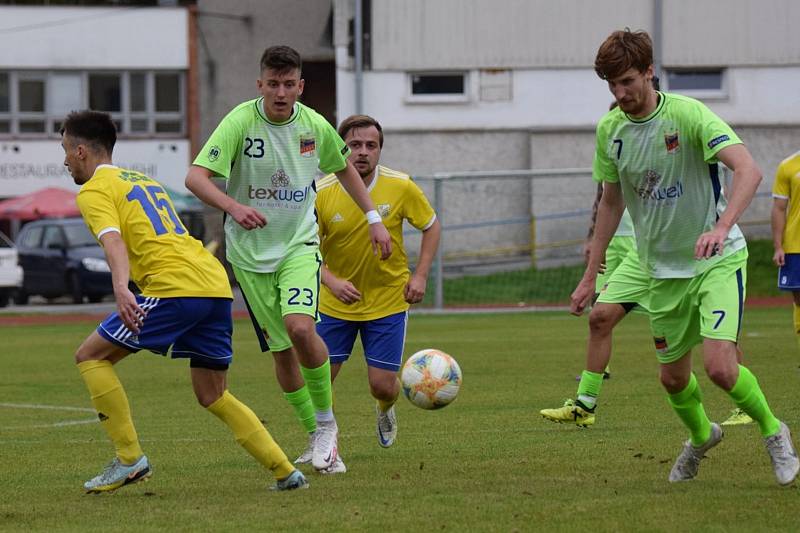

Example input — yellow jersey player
[62,110,306,493]
[316,115,440,456]
[771,151,800,350]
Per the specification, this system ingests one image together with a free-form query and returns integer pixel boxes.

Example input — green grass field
[2,307,800,532]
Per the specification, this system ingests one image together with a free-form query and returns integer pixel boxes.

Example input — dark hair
[594,29,653,80]
[338,114,383,148]
[260,45,302,75]
[60,110,116,155]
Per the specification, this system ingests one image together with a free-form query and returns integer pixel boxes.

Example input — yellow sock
[77,360,143,464]
[207,390,294,480]
[377,379,400,413]
[377,398,395,413]
[793,304,800,337]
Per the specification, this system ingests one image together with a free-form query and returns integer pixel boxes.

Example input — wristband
[365,209,381,225]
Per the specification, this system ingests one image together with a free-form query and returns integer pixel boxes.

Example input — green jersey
[615,208,634,237]
[593,92,746,278]
[194,99,350,273]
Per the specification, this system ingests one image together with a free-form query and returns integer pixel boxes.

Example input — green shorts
[648,248,748,364]
[595,235,636,293]
[233,251,321,352]
[595,244,649,314]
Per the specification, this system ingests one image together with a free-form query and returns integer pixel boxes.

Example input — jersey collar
[255,98,300,126]
[90,164,118,179]
[364,166,380,191]
[625,91,665,124]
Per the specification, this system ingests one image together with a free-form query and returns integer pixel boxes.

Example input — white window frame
[15,71,49,137]
[663,68,728,101]
[0,70,186,139]
[406,71,470,104]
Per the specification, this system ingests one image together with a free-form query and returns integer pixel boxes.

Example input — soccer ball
[401,349,462,410]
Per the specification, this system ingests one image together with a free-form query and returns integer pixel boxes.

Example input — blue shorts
[778,254,800,290]
[97,295,233,369]
[316,311,408,371]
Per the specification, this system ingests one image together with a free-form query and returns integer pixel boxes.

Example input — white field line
[1,402,98,430]
[0,402,95,412]
[5,419,98,430]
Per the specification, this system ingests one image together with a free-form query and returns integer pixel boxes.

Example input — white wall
[338,66,800,131]
[0,6,188,69]
[369,0,800,70]
[0,140,191,197]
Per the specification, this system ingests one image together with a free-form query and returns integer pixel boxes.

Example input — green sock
[727,365,781,438]
[300,360,333,416]
[283,386,316,434]
[667,373,712,446]
[576,370,604,410]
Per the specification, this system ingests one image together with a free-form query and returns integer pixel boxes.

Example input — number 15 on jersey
[126,184,187,236]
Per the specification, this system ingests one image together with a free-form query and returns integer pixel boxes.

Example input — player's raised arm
[185,165,266,230]
[335,159,393,259]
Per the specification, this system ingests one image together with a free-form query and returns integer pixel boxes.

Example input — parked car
[0,230,23,307]
[15,218,112,304]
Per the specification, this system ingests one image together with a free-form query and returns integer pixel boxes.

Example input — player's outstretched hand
[369,222,392,260]
[115,287,146,334]
[229,203,267,231]
[404,274,427,304]
[570,277,595,316]
[694,227,727,259]
[331,278,362,305]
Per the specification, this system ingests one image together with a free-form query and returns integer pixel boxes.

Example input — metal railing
[409,167,774,309]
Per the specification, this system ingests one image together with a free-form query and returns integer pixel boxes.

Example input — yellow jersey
[772,151,800,253]
[316,165,436,320]
[76,165,232,299]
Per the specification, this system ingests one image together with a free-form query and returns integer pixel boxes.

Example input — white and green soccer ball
[401,349,462,410]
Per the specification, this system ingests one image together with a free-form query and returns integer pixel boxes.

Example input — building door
[300,61,337,127]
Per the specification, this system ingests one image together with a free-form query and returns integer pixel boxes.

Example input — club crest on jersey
[299,135,316,157]
[664,131,680,154]
[377,203,390,217]
[208,145,221,162]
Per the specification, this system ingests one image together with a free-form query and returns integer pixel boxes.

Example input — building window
[89,74,122,112]
[664,69,726,99]
[407,72,469,103]
[0,70,186,138]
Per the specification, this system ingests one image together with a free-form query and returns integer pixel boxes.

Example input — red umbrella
[0,187,80,221]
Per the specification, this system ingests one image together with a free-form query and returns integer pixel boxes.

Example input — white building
[334,0,800,176]
[3,0,797,259]
[0,4,192,199]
